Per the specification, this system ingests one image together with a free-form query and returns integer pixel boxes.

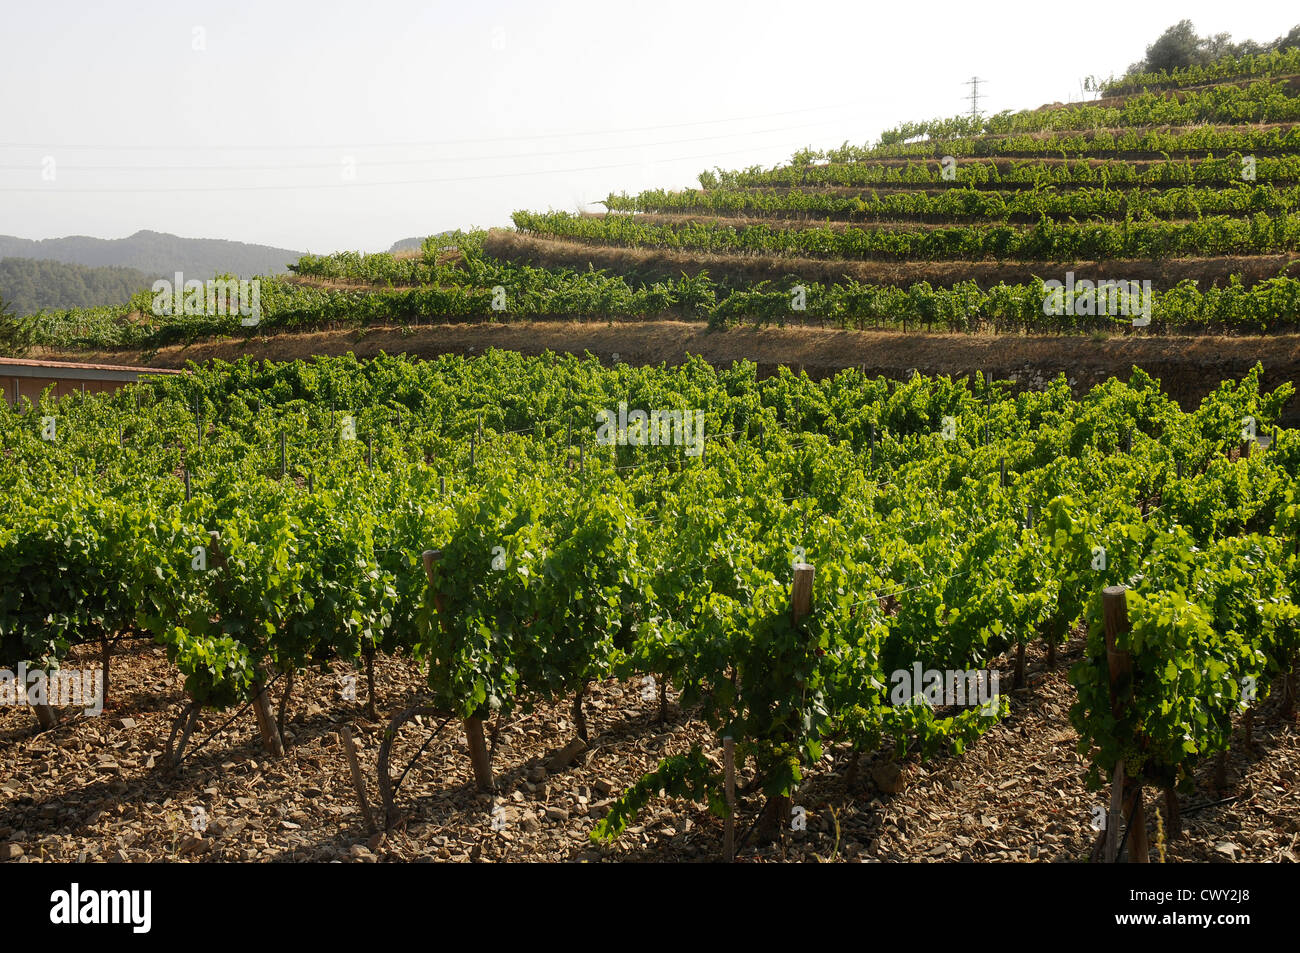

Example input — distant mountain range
[0,230,305,280]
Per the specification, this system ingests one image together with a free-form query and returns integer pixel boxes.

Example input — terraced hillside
[13,47,1300,354]
[491,59,1300,333]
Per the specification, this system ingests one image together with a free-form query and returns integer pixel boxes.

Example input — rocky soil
[2,634,1297,863]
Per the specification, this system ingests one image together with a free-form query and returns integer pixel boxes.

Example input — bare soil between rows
[50,321,1300,424]
[482,230,1300,288]
[2,635,1296,863]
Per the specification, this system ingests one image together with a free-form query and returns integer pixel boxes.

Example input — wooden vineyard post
[792,563,814,624]
[1102,585,1147,862]
[724,735,736,863]
[280,430,287,479]
[423,549,493,792]
[1102,589,1130,694]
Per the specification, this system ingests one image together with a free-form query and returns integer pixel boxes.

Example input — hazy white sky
[1,1,1294,253]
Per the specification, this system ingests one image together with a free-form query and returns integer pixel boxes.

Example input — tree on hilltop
[1127,20,1300,74]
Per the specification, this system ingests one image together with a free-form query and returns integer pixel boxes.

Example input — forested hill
[0,257,152,315]
[0,229,302,280]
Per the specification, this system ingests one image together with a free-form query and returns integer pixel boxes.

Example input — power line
[0,139,846,194]
[0,100,881,153]
[0,117,863,174]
